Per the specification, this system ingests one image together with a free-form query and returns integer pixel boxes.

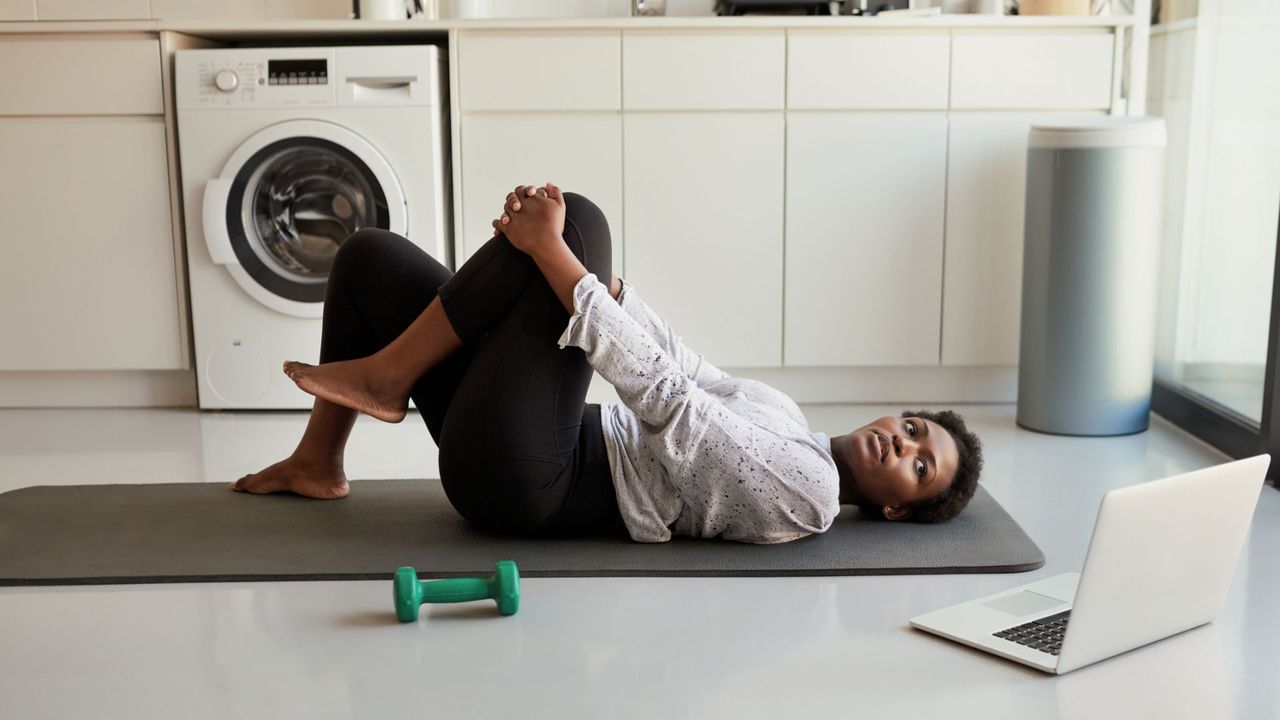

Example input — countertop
[0,14,1136,38]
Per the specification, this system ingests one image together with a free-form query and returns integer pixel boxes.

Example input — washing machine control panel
[214,69,239,92]
[190,55,334,108]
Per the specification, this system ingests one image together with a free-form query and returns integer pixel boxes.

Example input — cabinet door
[943,113,1098,366]
[624,112,784,368]
[950,32,1115,111]
[458,114,623,272]
[785,112,947,366]
[457,31,620,112]
[36,0,148,19]
[0,118,183,371]
[0,1,36,20]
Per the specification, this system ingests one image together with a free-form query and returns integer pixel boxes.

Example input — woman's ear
[883,505,911,521]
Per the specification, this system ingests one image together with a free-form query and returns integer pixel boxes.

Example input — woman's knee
[562,192,613,278]
[332,228,407,274]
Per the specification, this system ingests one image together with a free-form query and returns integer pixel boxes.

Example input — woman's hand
[492,184,537,236]
[492,182,567,258]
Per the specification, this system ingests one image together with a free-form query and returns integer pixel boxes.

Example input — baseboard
[0,370,197,408]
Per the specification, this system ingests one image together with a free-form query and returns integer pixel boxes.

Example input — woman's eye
[915,458,926,478]
[906,420,917,436]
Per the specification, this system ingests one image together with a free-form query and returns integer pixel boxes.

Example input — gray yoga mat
[0,480,1043,585]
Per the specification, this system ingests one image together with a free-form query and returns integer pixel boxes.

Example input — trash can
[1016,117,1167,436]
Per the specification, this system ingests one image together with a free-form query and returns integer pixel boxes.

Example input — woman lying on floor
[232,185,984,543]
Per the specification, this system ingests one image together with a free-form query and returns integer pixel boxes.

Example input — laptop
[910,454,1271,674]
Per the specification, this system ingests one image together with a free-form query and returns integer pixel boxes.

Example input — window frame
[1151,202,1280,487]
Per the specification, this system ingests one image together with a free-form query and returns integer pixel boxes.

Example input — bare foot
[231,456,350,499]
[283,356,409,424]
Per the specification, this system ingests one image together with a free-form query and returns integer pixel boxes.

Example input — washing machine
[176,46,448,409]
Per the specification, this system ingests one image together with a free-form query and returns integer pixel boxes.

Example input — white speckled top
[558,274,841,544]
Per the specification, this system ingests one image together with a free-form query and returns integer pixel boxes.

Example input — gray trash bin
[1016,117,1167,436]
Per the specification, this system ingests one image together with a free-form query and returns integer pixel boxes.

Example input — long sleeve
[557,273,708,440]
[558,274,839,544]
[615,278,728,388]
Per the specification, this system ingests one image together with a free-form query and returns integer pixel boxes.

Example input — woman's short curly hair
[855,409,984,524]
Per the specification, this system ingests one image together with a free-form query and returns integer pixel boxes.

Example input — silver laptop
[910,454,1271,674]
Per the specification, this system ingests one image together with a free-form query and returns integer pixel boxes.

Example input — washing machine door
[202,119,407,318]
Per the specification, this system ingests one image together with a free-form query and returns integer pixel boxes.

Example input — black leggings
[320,192,624,538]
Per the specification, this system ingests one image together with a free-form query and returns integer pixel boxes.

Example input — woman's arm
[493,182,615,312]
[495,183,720,384]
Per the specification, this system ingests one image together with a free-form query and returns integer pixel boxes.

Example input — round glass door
[225,136,390,303]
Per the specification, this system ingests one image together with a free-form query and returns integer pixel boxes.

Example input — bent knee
[561,192,613,278]
[333,228,407,271]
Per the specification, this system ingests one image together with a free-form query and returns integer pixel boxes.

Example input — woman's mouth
[870,430,889,464]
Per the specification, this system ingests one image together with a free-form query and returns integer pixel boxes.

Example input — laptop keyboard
[992,610,1071,656]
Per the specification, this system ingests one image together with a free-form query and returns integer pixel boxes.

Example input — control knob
[214,69,239,93]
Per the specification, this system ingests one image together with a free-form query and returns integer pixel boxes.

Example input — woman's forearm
[529,238,592,314]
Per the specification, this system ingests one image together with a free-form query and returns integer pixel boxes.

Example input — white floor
[0,404,1277,719]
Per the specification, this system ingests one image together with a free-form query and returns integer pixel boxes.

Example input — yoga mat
[0,480,1043,585]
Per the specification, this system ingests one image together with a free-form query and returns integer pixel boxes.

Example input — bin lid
[1029,117,1167,149]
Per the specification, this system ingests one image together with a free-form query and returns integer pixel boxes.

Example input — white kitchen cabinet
[942,112,1100,366]
[950,32,1115,111]
[623,112,784,368]
[36,0,148,19]
[459,113,623,271]
[0,0,36,20]
[622,30,784,111]
[457,31,620,112]
[785,112,947,367]
[0,38,162,116]
[0,117,183,371]
[787,31,950,110]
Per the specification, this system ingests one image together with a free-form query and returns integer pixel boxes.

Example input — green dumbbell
[394,561,520,622]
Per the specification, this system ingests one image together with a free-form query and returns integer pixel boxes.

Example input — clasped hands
[490,182,566,258]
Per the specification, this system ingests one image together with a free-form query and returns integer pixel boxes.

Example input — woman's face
[847,416,959,519]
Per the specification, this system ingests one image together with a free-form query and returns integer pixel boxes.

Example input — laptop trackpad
[981,591,1067,617]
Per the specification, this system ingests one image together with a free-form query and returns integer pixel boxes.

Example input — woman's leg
[262,193,622,532]
[435,193,622,536]
[234,229,470,497]
[282,198,599,423]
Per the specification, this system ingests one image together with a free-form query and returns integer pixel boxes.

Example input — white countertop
[0,14,1135,37]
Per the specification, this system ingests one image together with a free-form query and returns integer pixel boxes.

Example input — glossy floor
[0,405,1276,719]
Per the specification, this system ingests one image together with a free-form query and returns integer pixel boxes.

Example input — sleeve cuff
[616,276,635,308]
[556,272,602,349]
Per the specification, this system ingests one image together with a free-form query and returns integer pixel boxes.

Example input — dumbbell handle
[419,577,493,604]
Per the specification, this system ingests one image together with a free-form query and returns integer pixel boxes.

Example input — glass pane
[246,143,380,282]
[1150,4,1280,424]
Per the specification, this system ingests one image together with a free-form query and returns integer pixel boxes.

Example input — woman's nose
[894,435,916,456]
